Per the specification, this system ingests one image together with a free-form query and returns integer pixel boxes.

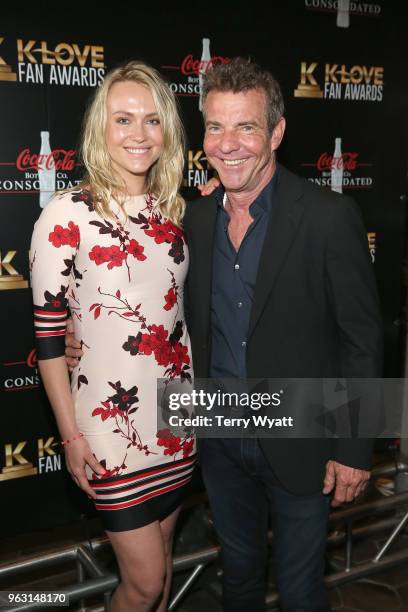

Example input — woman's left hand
[197,177,220,196]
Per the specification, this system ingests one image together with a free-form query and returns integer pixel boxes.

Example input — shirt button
[234,264,240,270]
[242,341,247,347]
[237,302,243,308]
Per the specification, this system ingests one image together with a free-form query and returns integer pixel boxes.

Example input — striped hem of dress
[90,453,197,512]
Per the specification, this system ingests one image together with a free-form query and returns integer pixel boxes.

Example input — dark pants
[199,438,331,612]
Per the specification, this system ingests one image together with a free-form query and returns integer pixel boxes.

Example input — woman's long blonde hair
[77,61,185,226]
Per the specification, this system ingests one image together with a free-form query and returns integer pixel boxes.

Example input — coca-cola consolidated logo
[17,148,75,172]
[301,138,373,191]
[0,131,81,205]
[304,0,381,29]
[3,348,40,392]
[161,38,229,110]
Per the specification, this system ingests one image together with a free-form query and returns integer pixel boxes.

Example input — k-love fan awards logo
[0,248,29,290]
[304,0,381,28]
[1,353,63,480]
[0,37,105,86]
[161,38,230,110]
[2,348,39,391]
[0,436,63,481]
[184,149,210,188]
[294,61,384,102]
[300,138,373,191]
[368,232,376,263]
[0,131,82,203]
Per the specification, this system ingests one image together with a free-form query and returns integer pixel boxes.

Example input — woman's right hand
[64,436,106,499]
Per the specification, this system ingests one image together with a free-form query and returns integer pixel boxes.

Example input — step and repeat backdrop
[1,1,407,536]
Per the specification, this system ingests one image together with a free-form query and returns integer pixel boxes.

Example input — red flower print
[126,239,146,261]
[139,333,158,356]
[154,341,173,367]
[163,288,177,311]
[48,225,65,247]
[156,429,182,456]
[171,224,185,240]
[172,342,190,369]
[183,439,194,458]
[106,245,127,269]
[89,245,126,269]
[89,245,109,265]
[145,221,175,244]
[150,324,168,343]
[92,406,111,421]
[67,222,80,247]
[164,436,182,456]
[49,221,80,248]
[156,428,172,444]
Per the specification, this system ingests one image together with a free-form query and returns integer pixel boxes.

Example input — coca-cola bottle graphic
[331,138,343,194]
[336,0,350,28]
[38,131,56,208]
[199,38,211,112]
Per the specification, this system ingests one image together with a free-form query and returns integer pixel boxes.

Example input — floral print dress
[30,190,196,532]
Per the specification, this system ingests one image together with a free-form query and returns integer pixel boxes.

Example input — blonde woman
[31,62,196,611]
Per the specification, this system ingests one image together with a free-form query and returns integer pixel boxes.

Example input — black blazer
[183,165,383,495]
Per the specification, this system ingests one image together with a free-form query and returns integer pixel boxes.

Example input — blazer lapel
[247,167,305,339]
[190,194,218,338]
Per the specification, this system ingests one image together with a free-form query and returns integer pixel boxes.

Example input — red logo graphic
[316,152,359,171]
[26,348,37,368]
[301,146,373,191]
[180,54,230,75]
[16,149,76,172]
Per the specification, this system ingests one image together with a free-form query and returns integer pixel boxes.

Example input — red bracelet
[61,432,84,446]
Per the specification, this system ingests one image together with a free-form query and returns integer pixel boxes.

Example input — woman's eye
[117,117,130,125]
[147,118,160,125]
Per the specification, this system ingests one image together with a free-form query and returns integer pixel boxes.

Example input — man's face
[203,89,282,195]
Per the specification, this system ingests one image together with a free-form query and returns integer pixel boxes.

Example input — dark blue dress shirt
[210,172,278,379]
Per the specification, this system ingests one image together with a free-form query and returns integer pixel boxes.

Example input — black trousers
[199,437,331,612]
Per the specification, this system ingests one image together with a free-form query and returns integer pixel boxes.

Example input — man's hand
[323,460,370,507]
[65,317,83,371]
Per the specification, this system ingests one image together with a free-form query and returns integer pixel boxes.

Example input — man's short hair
[202,57,285,135]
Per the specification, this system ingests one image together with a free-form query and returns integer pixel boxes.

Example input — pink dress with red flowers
[30,189,196,532]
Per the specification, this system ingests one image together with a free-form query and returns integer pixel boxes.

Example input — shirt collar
[215,167,279,216]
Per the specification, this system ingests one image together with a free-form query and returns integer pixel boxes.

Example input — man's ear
[271,117,286,153]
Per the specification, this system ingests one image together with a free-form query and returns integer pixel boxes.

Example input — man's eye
[207,126,220,133]
[242,125,254,132]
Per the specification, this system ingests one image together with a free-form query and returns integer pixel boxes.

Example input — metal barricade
[1,461,408,611]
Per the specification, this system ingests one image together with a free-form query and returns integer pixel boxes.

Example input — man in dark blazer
[183,58,383,611]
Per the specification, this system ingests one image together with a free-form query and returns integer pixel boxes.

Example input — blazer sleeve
[325,196,383,469]
[30,193,80,360]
